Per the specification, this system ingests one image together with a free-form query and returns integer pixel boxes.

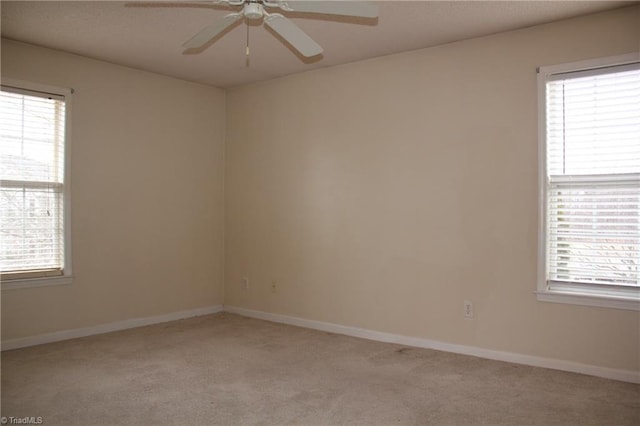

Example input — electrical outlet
[464,300,473,319]
[242,277,249,290]
[271,281,277,294]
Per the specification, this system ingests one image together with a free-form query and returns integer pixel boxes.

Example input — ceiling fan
[179,0,379,57]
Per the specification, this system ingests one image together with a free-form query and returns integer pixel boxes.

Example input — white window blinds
[545,63,640,288]
[0,85,66,276]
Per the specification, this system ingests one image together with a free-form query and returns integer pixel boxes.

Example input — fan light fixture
[243,2,264,19]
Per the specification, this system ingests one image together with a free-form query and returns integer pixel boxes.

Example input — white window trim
[536,53,640,311]
[1,78,74,291]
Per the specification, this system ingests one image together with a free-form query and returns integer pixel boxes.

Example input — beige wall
[225,7,640,371]
[1,40,226,340]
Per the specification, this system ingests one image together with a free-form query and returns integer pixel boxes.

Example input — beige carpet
[1,313,638,425]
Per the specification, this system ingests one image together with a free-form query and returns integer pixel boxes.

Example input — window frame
[1,78,73,290]
[536,53,640,311]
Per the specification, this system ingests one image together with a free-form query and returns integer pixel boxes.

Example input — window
[537,54,640,310]
[1,80,72,289]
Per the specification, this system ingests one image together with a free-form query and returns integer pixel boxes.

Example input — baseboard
[223,305,640,384]
[1,305,224,351]
[4,303,636,384]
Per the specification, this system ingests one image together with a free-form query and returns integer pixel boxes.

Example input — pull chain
[245,23,250,67]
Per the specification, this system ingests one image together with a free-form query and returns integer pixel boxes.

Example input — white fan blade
[282,1,378,18]
[126,0,230,6]
[183,12,242,49]
[264,14,323,57]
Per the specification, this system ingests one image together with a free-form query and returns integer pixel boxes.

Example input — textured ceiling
[1,1,636,88]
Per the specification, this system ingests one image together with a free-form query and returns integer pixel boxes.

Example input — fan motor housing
[244,3,264,20]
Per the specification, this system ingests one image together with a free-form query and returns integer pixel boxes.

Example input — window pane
[547,68,640,176]
[548,176,639,286]
[0,186,64,272]
[0,91,65,183]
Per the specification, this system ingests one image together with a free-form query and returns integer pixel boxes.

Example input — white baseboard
[223,305,640,384]
[4,303,636,384]
[1,305,224,351]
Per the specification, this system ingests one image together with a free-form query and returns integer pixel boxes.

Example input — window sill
[536,290,640,311]
[1,275,73,290]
